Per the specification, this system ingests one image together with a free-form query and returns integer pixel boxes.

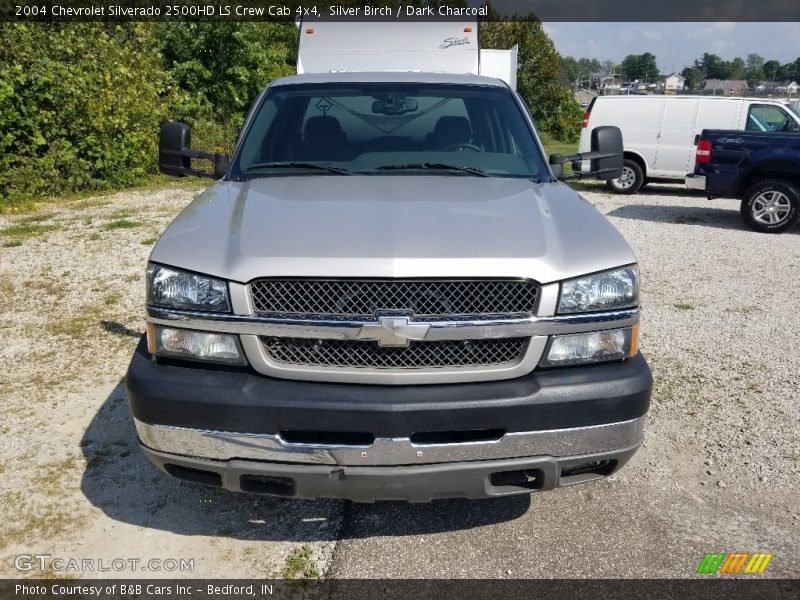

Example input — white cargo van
[580,96,800,193]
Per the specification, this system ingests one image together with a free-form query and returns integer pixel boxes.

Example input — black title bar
[3,1,800,22]
[2,579,800,600]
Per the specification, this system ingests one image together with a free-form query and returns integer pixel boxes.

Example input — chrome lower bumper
[134,416,645,467]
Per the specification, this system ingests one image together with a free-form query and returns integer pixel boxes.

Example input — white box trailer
[297,21,518,89]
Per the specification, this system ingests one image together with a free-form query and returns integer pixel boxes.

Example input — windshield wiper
[375,163,490,177]
[245,162,353,175]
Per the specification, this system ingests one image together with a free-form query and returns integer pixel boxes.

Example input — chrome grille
[249,279,538,319]
[262,337,528,369]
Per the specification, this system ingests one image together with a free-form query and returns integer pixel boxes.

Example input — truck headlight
[148,324,245,365]
[540,326,637,367]
[558,265,638,314]
[147,263,230,312]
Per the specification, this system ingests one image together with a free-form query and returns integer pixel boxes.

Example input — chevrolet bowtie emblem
[356,316,430,348]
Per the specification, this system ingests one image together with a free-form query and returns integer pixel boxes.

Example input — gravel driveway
[1,182,797,579]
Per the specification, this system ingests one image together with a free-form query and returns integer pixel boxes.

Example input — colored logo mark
[696,552,773,574]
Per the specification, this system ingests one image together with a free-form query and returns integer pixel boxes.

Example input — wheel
[740,179,800,233]
[605,159,644,194]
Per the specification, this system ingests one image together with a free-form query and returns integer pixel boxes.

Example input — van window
[231,82,546,179]
[746,105,794,132]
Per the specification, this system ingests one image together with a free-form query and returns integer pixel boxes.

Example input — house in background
[702,79,749,95]
[595,74,622,94]
[662,72,686,94]
[754,80,799,95]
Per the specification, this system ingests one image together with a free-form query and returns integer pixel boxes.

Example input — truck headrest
[305,116,346,145]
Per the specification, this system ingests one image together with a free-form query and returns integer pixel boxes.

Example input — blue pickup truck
[686,129,800,233]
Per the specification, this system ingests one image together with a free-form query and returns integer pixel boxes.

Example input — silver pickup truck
[125,72,652,502]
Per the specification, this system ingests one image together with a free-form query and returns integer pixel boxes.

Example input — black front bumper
[126,337,652,437]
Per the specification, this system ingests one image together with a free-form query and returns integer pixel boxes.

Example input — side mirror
[548,125,624,182]
[158,122,228,180]
[589,125,624,180]
[159,122,192,177]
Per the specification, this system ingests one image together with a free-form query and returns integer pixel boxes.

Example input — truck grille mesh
[249,279,538,319]
[262,337,528,369]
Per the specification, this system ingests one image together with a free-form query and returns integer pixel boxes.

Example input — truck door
[653,98,699,177]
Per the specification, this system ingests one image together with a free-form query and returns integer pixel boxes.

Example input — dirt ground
[0,181,797,579]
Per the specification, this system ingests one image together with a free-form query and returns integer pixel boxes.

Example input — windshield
[786,103,800,121]
[230,83,547,179]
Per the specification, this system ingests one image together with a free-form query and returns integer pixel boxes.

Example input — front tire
[740,179,800,233]
[606,159,645,194]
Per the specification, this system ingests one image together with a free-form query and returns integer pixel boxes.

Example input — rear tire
[740,179,800,234]
[606,159,644,194]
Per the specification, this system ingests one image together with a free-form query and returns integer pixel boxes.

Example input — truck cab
[125,23,652,502]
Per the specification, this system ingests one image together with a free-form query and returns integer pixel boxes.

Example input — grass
[674,303,696,311]
[281,544,320,579]
[141,235,160,246]
[104,218,141,230]
[540,132,578,159]
[0,490,87,551]
[33,455,79,496]
[0,222,61,239]
[0,275,14,298]
[540,133,581,179]
[46,305,102,338]
[1,174,209,215]
[103,291,123,306]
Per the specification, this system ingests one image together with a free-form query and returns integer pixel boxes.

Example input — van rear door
[652,98,700,177]
[583,97,664,173]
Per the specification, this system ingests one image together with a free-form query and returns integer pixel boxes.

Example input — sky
[543,23,800,74]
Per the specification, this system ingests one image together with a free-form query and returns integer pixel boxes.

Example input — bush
[0,23,170,206]
[0,22,297,207]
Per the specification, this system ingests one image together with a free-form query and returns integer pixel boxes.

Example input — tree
[161,22,296,119]
[745,53,765,85]
[620,53,659,82]
[481,19,583,142]
[578,57,603,77]
[559,56,604,87]
[560,56,580,86]
[600,60,616,75]
[681,66,703,90]
[791,58,800,81]
[696,53,728,79]
[777,63,794,81]
[763,60,781,81]
[728,57,745,80]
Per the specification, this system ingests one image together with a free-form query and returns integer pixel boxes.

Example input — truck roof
[270,71,509,87]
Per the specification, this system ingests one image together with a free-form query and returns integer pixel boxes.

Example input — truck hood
[150,176,636,284]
